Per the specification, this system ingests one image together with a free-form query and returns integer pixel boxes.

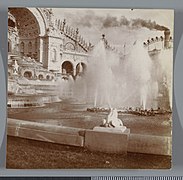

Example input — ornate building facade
[8,8,91,80]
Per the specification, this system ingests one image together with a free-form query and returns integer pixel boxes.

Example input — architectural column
[39,37,44,63]
[73,67,76,76]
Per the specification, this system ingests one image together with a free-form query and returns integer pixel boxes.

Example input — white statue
[13,60,19,75]
[103,108,124,128]
[79,63,83,73]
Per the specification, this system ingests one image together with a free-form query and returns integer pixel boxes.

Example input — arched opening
[8,11,18,54]
[8,8,47,63]
[20,42,24,56]
[52,49,57,62]
[28,42,32,56]
[65,42,75,51]
[24,71,32,79]
[8,40,12,53]
[76,62,87,76]
[8,18,16,28]
[62,61,73,75]
[38,74,44,80]
[46,75,50,80]
[9,9,40,56]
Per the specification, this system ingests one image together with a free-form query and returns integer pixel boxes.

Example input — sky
[52,8,174,47]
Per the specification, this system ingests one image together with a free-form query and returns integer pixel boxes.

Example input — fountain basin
[7,118,171,155]
[8,118,85,147]
[85,127,130,154]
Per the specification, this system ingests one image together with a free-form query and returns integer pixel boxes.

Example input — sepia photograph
[7,8,173,169]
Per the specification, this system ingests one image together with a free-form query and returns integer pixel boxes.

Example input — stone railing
[143,36,173,47]
[101,34,120,54]
[54,19,92,52]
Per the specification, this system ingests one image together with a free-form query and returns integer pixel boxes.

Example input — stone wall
[7,119,171,156]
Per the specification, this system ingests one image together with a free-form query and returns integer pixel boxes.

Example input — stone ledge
[93,126,129,134]
[7,118,85,147]
[128,133,172,156]
[85,128,130,154]
[7,118,171,155]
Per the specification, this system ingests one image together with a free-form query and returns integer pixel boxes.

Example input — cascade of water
[85,40,119,108]
[56,37,171,111]
[158,49,173,110]
[125,41,153,110]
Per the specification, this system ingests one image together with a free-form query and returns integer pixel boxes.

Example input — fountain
[158,48,173,110]
[82,37,157,110]
[57,33,172,113]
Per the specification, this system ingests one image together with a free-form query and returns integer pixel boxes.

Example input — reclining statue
[102,108,125,128]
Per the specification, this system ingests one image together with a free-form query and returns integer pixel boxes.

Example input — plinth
[85,126,130,154]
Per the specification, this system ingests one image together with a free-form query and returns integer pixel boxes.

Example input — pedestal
[93,126,127,133]
[85,126,130,154]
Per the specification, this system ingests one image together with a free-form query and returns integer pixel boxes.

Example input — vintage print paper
[7,8,173,169]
